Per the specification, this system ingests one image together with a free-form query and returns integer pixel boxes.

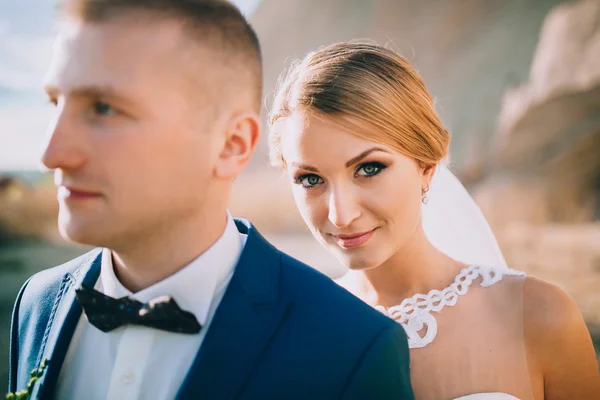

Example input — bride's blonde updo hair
[268,42,450,169]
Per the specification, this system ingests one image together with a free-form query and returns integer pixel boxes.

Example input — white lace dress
[343,266,534,400]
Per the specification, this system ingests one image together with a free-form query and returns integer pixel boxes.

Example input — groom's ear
[213,111,261,180]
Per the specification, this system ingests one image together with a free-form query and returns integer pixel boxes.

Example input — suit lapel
[34,250,102,400]
[176,220,290,399]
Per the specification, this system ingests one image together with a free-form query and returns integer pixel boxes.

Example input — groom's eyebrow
[44,84,134,104]
[345,147,390,167]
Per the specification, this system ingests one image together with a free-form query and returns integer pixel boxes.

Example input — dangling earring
[422,185,430,205]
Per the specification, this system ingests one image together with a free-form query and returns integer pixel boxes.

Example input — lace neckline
[374,265,526,349]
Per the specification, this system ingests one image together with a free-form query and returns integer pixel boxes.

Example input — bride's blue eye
[356,162,386,177]
[294,174,323,188]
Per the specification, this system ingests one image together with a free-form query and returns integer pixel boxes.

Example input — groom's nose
[41,101,88,172]
[327,185,361,228]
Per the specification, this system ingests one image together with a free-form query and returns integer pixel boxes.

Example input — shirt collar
[98,213,243,326]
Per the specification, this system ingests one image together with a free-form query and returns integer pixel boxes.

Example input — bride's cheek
[297,198,324,228]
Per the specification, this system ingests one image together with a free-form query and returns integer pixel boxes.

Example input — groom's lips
[331,229,376,249]
[58,185,103,201]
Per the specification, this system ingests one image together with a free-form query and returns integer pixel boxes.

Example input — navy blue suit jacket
[8,220,413,399]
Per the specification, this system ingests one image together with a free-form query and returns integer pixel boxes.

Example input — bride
[267,41,600,399]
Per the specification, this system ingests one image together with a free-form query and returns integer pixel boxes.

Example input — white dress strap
[454,393,521,400]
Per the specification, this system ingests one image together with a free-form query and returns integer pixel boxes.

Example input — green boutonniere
[5,359,48,400]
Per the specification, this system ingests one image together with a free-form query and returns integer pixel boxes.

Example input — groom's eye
[92,101,117,116]
[294,174,323,189]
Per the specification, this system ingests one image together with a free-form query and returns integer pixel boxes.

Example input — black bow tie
[75,284,202,334]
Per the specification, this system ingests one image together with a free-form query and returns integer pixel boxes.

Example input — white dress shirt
[56,215,246,400]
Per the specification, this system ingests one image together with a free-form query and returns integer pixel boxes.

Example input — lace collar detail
[374,265,526,349]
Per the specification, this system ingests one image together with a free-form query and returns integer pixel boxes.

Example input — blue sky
[0,0,262,171]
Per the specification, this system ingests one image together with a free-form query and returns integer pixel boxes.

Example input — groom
[7,0,413,399]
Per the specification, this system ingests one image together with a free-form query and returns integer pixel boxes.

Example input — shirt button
[121,370,135,385]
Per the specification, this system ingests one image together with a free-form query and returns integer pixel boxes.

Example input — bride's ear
[421,163,437,190]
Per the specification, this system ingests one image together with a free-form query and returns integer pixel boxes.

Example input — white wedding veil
[421,164,508,269]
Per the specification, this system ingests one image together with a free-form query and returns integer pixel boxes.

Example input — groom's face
[41,15,224,247]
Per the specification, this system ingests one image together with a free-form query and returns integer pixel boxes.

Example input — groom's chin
[57,211,109,248]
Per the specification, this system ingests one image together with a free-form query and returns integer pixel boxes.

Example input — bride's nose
[327,186,361,228]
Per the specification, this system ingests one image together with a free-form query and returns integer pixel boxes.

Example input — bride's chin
[336,252,381,271]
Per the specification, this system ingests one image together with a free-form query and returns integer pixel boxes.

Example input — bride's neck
[352,225,465,307]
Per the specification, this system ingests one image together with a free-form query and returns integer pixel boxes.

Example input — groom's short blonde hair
[59,0,263,111]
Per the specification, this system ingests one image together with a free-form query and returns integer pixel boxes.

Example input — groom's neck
[110,209,229,293]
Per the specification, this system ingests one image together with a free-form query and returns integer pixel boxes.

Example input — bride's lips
[332,229,376,249]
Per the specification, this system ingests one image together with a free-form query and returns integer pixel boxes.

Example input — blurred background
[1,0,599,386]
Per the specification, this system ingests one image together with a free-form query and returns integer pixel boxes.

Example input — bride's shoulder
[484,272,586,345]
[522,276,596,367]
[521,276,582,331]
[521,276,600,396]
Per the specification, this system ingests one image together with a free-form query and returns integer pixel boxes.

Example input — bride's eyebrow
[290,162,319,172]
[290,147,391,172]
[345,147,391,167]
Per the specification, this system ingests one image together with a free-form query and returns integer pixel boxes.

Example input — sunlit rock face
[475,0,600,227]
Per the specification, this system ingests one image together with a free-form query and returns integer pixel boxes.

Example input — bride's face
[281,114,429,270]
